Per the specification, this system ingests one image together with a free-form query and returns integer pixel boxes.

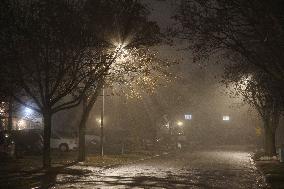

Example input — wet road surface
[54,147,268,189]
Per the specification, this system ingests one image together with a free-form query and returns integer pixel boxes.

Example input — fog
[51,0,266,148]
[51,0,284,149]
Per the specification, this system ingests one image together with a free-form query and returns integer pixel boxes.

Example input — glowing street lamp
[100,42,128,157]
[25,107,33,116]
[96,118,102,124]
[177,121,184,127]
[0,108,4,115]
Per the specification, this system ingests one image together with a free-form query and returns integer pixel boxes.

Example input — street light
[177,121,183,127]
[100,85,105,156]
[25,107,33,117]
[0,106,4,115]
[100,42,128,157]
[96,118,102,124]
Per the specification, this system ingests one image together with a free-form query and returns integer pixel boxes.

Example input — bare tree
[173,0,284,155]
[77,47,175,161]
[228,72,283,155]
[174,0,284,82]
[0,0,127,169]
[75,0,163,161]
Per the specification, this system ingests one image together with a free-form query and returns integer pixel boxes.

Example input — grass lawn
[256,161,284,189]
[0,151,155,189]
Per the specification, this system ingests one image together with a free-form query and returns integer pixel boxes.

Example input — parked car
[50,133,77,152]
[0,131,15,158]
[11,129,43,156]
[85,134,101,145]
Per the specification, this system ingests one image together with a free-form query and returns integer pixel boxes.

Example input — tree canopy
[0,0,162,168]
[174,0,284,82]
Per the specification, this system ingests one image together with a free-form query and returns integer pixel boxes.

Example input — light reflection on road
[55,148,269,189]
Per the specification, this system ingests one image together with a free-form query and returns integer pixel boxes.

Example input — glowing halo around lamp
[177,121,184,126]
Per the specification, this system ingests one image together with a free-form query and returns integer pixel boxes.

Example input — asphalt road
[54,147,269,189]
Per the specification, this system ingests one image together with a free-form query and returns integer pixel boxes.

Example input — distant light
[223,116,230,121]
[185,114,192,120]
[5,133,9,138]
[177,121,183,126]
[18,119,26,130]
[25,107,33,116]
[96,118,102,124]
[0,108,4,115]
[165,123,169,128]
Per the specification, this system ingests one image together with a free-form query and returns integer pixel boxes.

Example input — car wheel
[59,143,69,152]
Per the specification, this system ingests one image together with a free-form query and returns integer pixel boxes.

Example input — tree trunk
[260,105,280,157]
[43,111,52,169]
[77,82,103,161]
[78,122,86,162]
[7,96,13,132]
[264,126,276,156]
[78,96,88,162]
[77,90,101,161]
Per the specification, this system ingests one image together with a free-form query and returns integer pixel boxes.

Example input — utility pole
[100,85,105,156]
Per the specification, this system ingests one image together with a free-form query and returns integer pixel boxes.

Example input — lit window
[223,116,230,121]
[184,114,192,120]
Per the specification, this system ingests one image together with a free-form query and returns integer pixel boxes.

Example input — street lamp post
[99,42,127,157]
[100,85,105,156]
